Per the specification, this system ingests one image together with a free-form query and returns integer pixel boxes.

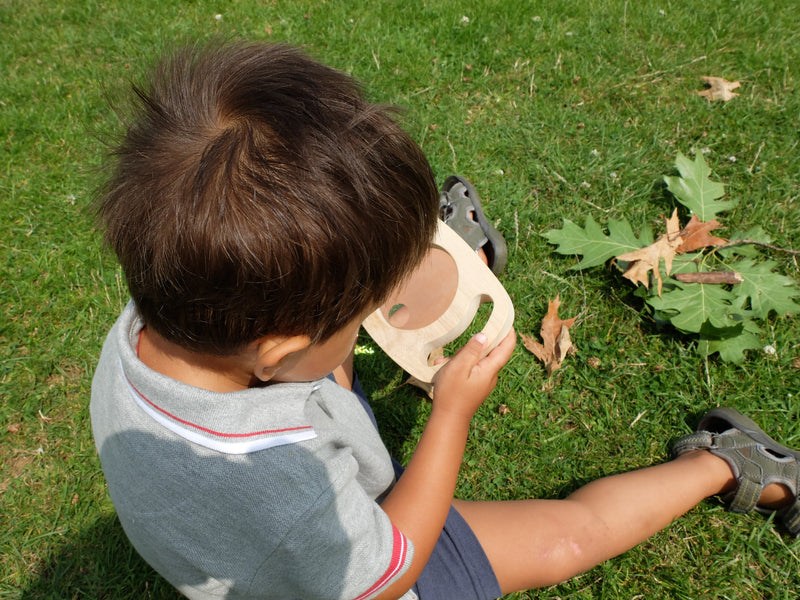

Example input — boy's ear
[253,335,312,382]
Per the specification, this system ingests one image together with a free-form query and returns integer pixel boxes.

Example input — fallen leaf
[498,404,511,415]
[521,295,577,375]
[555,325,573,364]
[0,454,34,494]
[616,209,683,295]
[698,76,740,102]
[677,214,727,253]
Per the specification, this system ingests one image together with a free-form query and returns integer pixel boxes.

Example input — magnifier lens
[380,247,458,330]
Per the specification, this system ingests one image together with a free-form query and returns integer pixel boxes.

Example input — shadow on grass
[354,333,427,462]
[21,513,181,600]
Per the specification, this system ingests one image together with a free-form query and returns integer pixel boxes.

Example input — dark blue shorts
[350,376,501,600]
[411,503,501,600]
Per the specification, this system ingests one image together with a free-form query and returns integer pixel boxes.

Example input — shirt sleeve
[250,476,414,600]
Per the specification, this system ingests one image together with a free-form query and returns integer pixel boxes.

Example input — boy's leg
[453,450,791,594]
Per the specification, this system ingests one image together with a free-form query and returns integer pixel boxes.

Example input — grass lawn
[2,0,799,598]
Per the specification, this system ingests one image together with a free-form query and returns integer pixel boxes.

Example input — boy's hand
[431,329,516,423]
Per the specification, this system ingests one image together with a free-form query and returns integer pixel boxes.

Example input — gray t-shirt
[91,302,415,599]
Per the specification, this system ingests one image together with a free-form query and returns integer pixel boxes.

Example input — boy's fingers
[440,330,514,376]
[479,330,516,370]
[448,332,487,368]
[463,332,488,358]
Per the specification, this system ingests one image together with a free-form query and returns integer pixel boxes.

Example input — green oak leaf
[699,330,763,363]
[664,152,737,221]
[719,226,771,259]
[729,258,800,318]
[670,252,705,275]
[646,281,741,334]
[697,313,762,363]
[543,215,652,269]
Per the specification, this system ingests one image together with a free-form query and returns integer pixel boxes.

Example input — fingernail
[474,332,487,345]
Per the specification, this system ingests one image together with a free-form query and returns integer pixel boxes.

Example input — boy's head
[98,40,439,355]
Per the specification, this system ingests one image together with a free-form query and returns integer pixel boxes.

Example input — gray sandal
[673,407,800,535]
[439,175,507,275]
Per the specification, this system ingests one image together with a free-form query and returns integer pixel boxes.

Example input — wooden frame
[363,220,515,393]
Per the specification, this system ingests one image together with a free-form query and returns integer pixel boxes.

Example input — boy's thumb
[461,332,487,358]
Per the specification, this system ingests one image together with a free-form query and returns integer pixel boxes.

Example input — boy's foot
[673,407,800,535]
[439,176,507,275]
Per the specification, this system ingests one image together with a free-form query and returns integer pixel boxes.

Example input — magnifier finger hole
[440,300,494,358]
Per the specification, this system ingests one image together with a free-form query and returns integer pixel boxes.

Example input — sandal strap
[439,176,507,275]
[718,445,763,514]
[672,431,713,456]
[439,193,488,250]
[704,430,766,513]
[673,428,795,514]
[779,500,800,536]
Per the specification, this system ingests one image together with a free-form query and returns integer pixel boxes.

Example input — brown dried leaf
[0,454,34,494]
[677,214,727,254]
[616,209,683,295]
[698,76,740,102]
[521,332,548,364]
[555,325,574,364]
[522,295,577,375]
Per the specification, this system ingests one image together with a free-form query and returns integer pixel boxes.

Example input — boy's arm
[373,330,516,600]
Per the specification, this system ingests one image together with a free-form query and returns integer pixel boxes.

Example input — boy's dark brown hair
[98,40,439,354]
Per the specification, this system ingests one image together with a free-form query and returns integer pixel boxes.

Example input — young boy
[91,40,800,600]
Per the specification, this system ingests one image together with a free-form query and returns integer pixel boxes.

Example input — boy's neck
[137,327,259,393]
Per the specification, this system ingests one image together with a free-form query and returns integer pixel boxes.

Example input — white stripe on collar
[122,360,317,455]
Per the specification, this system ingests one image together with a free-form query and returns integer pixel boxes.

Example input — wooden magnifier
[363,220,514,394]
